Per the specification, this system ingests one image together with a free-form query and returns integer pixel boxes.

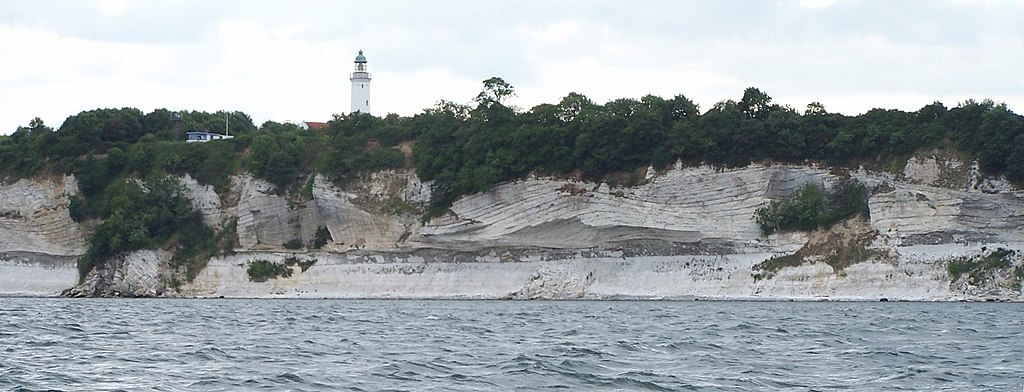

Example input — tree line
[2,82,1022,211]
[411,79,1024,217]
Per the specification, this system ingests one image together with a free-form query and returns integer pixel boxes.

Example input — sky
[1,0,1022,134]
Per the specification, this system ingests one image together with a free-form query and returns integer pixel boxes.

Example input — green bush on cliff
[754,178,870,235]
[247,259,293,282]
[283,239,303,250]
[76,175,212,281]
[947,248,1018,285]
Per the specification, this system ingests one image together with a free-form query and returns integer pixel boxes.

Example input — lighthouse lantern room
[350,50,371,114]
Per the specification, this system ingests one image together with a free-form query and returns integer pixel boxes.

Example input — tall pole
[225,112,229,136]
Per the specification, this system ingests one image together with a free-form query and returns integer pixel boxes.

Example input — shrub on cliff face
[247,259,293,282]
[754,178,870,235]
[283,239,303,250]
[947,248,1019,285]
[76,176,212,281]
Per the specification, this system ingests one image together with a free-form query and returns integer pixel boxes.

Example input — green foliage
[76,175,211,280]
[475,76,516,107]
[739,87,772,120]
[408,81,1024,218]
[259,120,303,133]
[947,248,1018,285]
[246,259,293,282]
[214,219,238,256]
[283,257,317,272]
[247,131,322,193]
[245,257,316,282]
[283,239,303,250]
[4,83,1023,226]
[316,112,409,184]
[68,195,86,223]
[752,254,803,281]
[753,229,881,280]
[300,175,316,200]
[754,178,870,235]
[179,110,257,138]
[827,178,871,220]
[0,118,54,177]
[76,155,114,197]
[54,108,145,157]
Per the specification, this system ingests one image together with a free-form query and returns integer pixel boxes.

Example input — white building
[186,131,234,143]
[350,50,371,114]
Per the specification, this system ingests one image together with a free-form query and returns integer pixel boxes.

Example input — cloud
[797,0,838,9]
[98,0,128,16]
[1,1,1023,134]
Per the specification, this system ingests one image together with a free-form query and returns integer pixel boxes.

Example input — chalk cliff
[2,155,1022,300]
[0,176,85,296]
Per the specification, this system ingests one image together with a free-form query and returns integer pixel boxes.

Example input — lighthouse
[350,50,371,114]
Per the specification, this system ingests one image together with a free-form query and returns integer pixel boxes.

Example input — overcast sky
[1,0,1022,134]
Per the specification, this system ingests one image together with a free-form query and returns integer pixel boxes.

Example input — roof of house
[303,121,328,130]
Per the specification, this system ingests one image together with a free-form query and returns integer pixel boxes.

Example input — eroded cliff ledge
[3,155,1022,300]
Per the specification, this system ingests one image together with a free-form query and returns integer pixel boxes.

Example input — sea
[1,298,1021,391]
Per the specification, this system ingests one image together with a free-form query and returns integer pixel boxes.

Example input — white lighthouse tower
[350,50,371,114]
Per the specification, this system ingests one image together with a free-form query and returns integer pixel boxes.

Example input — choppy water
[1,299,1022,391]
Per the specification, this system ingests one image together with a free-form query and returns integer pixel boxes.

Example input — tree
[225,111,257,136]
[471,77,517,126]
[54,108,146,156]
[804,102,827,116]
[976,103,1021,173]
[765,109,805,160]
[667,94,700,123]
[475,77,515,106]
[739,87,772,120]
[259,120,303,133]
[948,99,995,154]
[557,92,594,123]
[1007,134,1024,182]
[699,100,743,162]
[142,109,175,140]
[28,117,48,131]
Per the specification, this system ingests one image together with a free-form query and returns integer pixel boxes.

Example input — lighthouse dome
[354,50,367,63]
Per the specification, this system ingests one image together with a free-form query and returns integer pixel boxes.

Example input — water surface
[1,299,1021,391]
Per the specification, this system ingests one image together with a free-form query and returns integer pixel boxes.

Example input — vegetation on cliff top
[2,78,1022,279]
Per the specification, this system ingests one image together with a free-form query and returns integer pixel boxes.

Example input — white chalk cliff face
[0,176,85,296]
[1,156,1022,300]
